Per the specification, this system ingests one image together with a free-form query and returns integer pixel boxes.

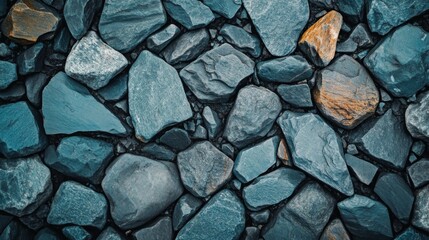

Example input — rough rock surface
[172,194,203,231]
[277,83,313,108]
[256,55,313,83]
[0,61,17,90]
[203,0,241,19]
[163,0,214,30]
[219,24,262,58]
[64,0,101,39]
[132,217,172,240]
[406,91,429,142]
[320,219,351,240]
[147,24,181,53]
[412,185,429,233]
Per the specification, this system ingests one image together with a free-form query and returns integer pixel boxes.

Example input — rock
[277,83,313,108]
[243,168,306,210]
[262,182,336,239]
[338,195,393,240]
[203,0,241,19]
[363,25,429,97]
[0,83,26,101]
[133,217,172,240]
[177,141,233,197]
[65,31,128,90]
[395,227,429,240]
[320,219,351,240]
[176,190,245,240]
[202,106,222,139]
[173,194,203,231]
[408,159,429,188]
[366,0,429,35]
[406,91,429,142]
[99,0,166,52]
[224,85,281,148]
[147,24,181,53]
[53,27,72,54]
[349,109,413,169]
[62,226,91,240]
[412,141,426,156]
[0,0,7,16]
[256,55,313,83]
[250,210,270,224]
[0,61,17,90]
[64,0,101,39]
[336,24,374,53]
[244,227,259,240]
[129,51,192,142]
[42,0,64,10]
[374,173,415,223]
[277,111,354,196]
[163,0,215,30]
[159,128,192,151]
[242,0,309,56]
[345,154,378,185]
[233,136,279,183]
[219,24,262,57]
[161,29,210,65]
[34,228,61,240]
[141,143,176,161]
[299,10,342,66]
[1,0,61,44]
[17,42,47,75]
[412,185,429,232]
[47,181,108,229]
[334,0,364,24]
[19,203,49,230]
[180,44,254,102]
[0,101,47,158]
[277,138,291,165]
[96,227,125,240]
[25,73,49,108]
[0,220,33,240]
[0,43,13,58]
[102,154,183,229]
[314,55,379,129]
[42,72,127,135]
[0,156,52,217]
[97,74,128,102]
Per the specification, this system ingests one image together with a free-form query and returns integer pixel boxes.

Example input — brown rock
[1,0,61,45]
[320,219,351,240]
[299,10,342,67]
[277,138,292,166]
[313,55,379,129]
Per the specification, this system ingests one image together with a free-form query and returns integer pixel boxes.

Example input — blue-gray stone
[277,111,354,196]
[338,195,393,240]
[374,173,414,224]
[366,0,429,35]
[219,24,262,57]
[65,31,128,90]
[256,55,313,83]
[0,61,17,90]
[47,181,108,229]
[233,136,279,183]
[336,24,374,53]
[147,24,181,53]
[160,128,192,151]
[102,154,183,229]
[0,101,47,158]
[0,83,25,102]
[42,72,127,135]
[17,43,46,75]
[62,226,91,240]
[98,74,128,102]
[34,228,61,240]
[320,219,351,240]
[141,143,176,161]
[0,215,14,235]
[244,227,259,240]
[0,221,32,240]
[277,83,313,108]
[177,141,233,198]
[412,185,429,232]
[243,168,306,210]
[345,154,378,185]
[64,0,101,39]
[395,227,429,240]
[406,91,429,142]
[224,85,281,148]
[262,182,336,240]
[408,159,429,188]
[0,156,52,217]
[243,0,309,56]
[96,227,125,240]
[173,194,203,231]
[164,0,215,30]
[42,0,64,10]
[180,43,254,103]
[53,27,72,53]
[0,0,7,16]
[203,0,241,19]
[334,0,364,24]
[364,25,429,97]
[0,43,12,58]
[412,141,426,157]
[177,190,245,240]
[349,109,412,169]
[25,73,49,108]
[250,210,270,224]
[99,0,166,52]
[202,106,222,139]
[132,217,172,240]
[129,51,192,142]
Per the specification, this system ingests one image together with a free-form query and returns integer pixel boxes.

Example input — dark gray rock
[53,27,72,53]
[334,0,364,24]
[320,219,351,240]
[163,0,215,30]
[64,0,101,39]
[180,43,254,103]
[219,24,262,57]
[62,226,91,240]
[0,60,17,90]
[345,154,378,185]
[250,210,270,224]
[0,220,33,240]
[202,106,222,139]
[0,43,13,58]
[256,55,313,83]
[17,43,46,75]
[224,85,281,148]
[412,185,429,232]
[277,83,313,108]
[406,91,429,142]
[173,194,203,231]
[42,0,64,10]
[96,227,125,240]
[147,24,181,53]
[412,141,426,156]
[395,227,429,240]
[97,74,128,102]
[102,154,183,229]
[159,128,192,151]
[244,227,259,240]
[408,159,429,188]
[203,0,241,19]
[277,111,354,196]
[34,228,61,240]
[25,73,49,108]
[141,143,176,161]
[0,83,26,101]
[133,217,172,240]
[336,24,374,53]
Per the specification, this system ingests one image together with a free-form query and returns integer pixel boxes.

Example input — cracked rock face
[406,91,429,142]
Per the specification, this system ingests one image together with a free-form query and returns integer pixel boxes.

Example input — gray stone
[96,227,125,240]
[320,219,351,240]
[97,74,128,102]
[64,0,101,39]
[17,43,46,75]
[133,217,172,240]
[141,143,176,161]
[219,24,262,57]
[25,73,49,108]
[256,55,313,83]
[62,226,91,240]
[250,210,270,224]
[406,91,429,142]
[0,61,17,90]
[336,24,374,53]
[173,194,203,231]
[334,0,364,24]
[412,141,426,156]
[0,83,26,102]
[203,0,241,19]
[202,106,222,139]
[164,0,215,30]
[395,227,429,240]
[412,185,429,233]
[159,128,192,151]
[408,159,429,188]
[147,24,181,53]
[244,227,259,240]
[277,83,313,108]
[42,0,64,10]
[0,220,32,240]
[345,154,378,185]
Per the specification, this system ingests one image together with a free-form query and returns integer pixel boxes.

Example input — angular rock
[129,51,192,142]
[262,182,336,240]
[299,10,342,66]
[0,61,17,90]
[336,23,374,53]
[203,0,241,19]
[99,0,166,52]
[64,0,101,39]
[219,24,262,57]
[395,227,429,240]
[102,154,183,229]
[96,227,125,240]
[163,0,215,30]
[159,128,192,151]
[47,181,107,229]
[224,85,281,148]
[17,42,47,75]
[277,111,354,196]
[177,141,233,197]
[176,190,245,240]
[62,226,91,240]
[277,138,291,165]
[34,228,61,240]
[42,72,127,135]
[133,217,172,240]
[334,0,364,24]
[97,74,128,102]
[364,25,429,97]
[1,0,61,44]
[65,31,128,90]
[243,0,309,56]
[408,159,429,188]
[338,195,393,240]
[243,168,306,210]
[277,83,313,108]
[42,0,64,10]
[25,73,49,108]
[250,210,270,224]
[173,194,203,231]
[147,24,181,53]
[412,185,429,233]
[141,143,176,161]
[0,156,52,217]
[202,106,222,139]
[0,221,33,240]
[406,91,429,142]
[180,44,254,102]
[243,227,259,240]
[256,55,313,83]
[320,219,351,240]
[53,27,72,53]
[345,154,378,185]
[0,83,26,101]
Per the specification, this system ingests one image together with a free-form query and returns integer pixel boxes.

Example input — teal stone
[17,43,46,75]
[277,83,313,108]
[173,194,203,231]
[53,27,72,53]
[98,74,128,102]
[344,154,378,185]
[25,73,49,108]
[132,217,172,240]
[256,55,313,83]
[395,227,429,240]
[164,0,215,30]
[96,227,125,240]
[34,228,62,240]
[203,0,242,19]
[219,24,262,57]
[202,106,222,139]
[64,0,101,39]
[147,24,181,53]
[62,226,91,240]
[0,61,17,90]
[412,185,429,232]
[334,0,364,24]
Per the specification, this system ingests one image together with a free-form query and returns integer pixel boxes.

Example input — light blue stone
[164,0,215,30]
[147,24,181,53]
[96,227,125,240]
[98,74,128,101]
[219,24,262,57]
[277,84,313,108]
[203,0,242,19]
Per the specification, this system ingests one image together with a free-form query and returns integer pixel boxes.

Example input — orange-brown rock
[314,55,379,129]
[1,0,61,45]
[277,138,292,166]
[299,10,342,67]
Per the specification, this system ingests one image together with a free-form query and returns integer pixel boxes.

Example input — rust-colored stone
[277,138,292,166]
[313,55,379,129]
[1,0,61,45]
[299,10,342,67]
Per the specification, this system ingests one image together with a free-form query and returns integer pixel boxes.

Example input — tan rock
[277,138,292,166]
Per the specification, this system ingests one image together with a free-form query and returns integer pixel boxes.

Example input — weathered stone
[336,23,374,53]
[320,219,351,240]
[133,217,172,240]
[277,83,313,108]
[102,154,183,229]
[334,0,364,24]
[164,0,215,30]
[42,0,64,10]
[345,154,378,185]
[406,91,429,142]
[395,227,429,240]
[180,44,254,103]
[412,185,429,233]
[277,138,291,165]
[202,106,222,139]
[256,55,313,83]
[173,194,203,231]
[250,210,270,224]
[0,61,17,90]
[53,27,71,54]
[0,83,26,101]
[203,0,241,19]
[1,0,61,44]
[141,143,176,161]
[97,74,128,102]
[64,0,101,39]
[177,141,233,198]
[17,42,46,75]
[96,227,125,240]
[408,159,429,188]
[278,111,354,196]
[219,24,262,57]
[147,24,181,53]
[34,228,61,240]
[242,0,309,56]
[129,51,192,142]
[62,226,91,240]
[176,190,245,240]
[160,128,192,151]
[25,73,49,108]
